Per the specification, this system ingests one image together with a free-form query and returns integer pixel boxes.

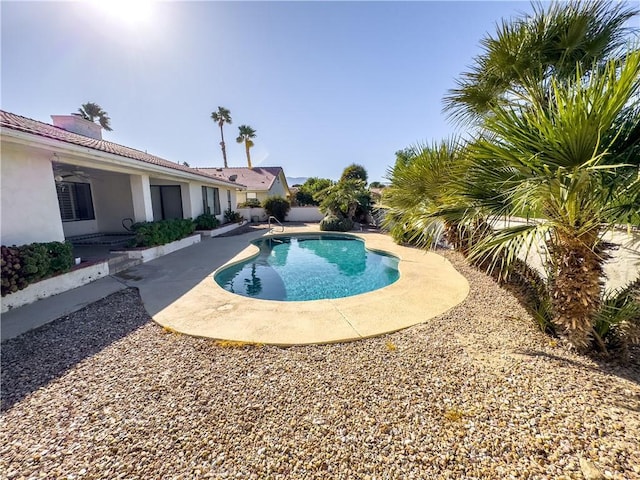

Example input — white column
[129,174,154,222]
[185,183,202,219]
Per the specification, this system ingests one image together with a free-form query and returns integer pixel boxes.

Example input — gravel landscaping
[2,250,639,479]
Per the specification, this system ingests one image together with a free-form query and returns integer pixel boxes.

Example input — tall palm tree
[77,102,112,131]
[465,51,640,351]
[236,125,256,169]
[211,106,232,167]
[443,0,638,125]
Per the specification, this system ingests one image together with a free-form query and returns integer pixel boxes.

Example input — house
[0,111,246,247]
[199,167,291,205]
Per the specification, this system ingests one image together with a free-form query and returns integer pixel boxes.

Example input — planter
[113,234,201,263]
[196,220,248,238]
[1,261,109,312]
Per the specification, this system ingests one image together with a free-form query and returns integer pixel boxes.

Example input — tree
[296,177,334,206]
[319,178,371,222]
[340,164,368,183]
[465,51,640,352]
[383,139,473,249]
[211,106,232,167]
[369,181,386,189]
[387,0,640,354]
[236,125,256,169]
[443,0,638,125]
[77,102,112,131]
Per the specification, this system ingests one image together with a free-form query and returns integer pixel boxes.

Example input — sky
[2,0,549,183]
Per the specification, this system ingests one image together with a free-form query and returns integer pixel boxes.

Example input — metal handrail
[268,216,284,233]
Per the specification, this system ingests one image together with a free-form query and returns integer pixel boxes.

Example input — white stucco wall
[237,206,323,223]
[0,143,65,245]
[287,207,323,222]
[269,173,289,198]
[62,219,99,237]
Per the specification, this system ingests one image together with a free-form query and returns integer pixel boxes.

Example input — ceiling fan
[53,164,91,182]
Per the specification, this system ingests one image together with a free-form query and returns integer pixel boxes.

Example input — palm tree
[464,51,640,351]
[443,0,638,125]
[383,139,473,249]
[319,179,370,221]
[211,106,232,167]
[77,102,112,131]
[236,125,256,169]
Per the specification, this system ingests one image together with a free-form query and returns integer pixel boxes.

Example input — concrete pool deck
[118,224,470,345]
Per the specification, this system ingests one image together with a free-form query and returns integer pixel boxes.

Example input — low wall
[287,207,323,222]
[238,207,323,223]
[1,261,110,312]
[113,234,201,263]
[197,220,249,238]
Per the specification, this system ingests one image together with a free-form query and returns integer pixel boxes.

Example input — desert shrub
[238,198,261,208]
[131,218,195,247]
[1,241,74,296]
[224,208,244,224]
[194,213,220,230]
[263,196,290,222]
[320,215,353,232]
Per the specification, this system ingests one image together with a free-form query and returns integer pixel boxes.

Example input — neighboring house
[0,111,246,247]
[200,167,291,205]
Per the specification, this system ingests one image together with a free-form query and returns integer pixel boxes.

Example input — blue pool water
[214,234,400,301]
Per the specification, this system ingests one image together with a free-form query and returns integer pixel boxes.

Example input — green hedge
[130,218,196,248]
[1,241,74,297]
[194,213,220,230]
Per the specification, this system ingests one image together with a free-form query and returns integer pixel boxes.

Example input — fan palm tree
[77,102,112,131]
[319,179,370,221]
[443,0,638,125]
[211,106,232,167]
[383,139,474,249]
[464,51,640,351]
[236,125,256,169]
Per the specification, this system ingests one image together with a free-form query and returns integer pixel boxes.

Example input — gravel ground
[2,250,639,480]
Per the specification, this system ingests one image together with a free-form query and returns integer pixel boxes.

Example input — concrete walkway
[1,276,127,340]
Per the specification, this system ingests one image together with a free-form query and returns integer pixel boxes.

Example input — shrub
[263,196,290,222]
[131,218,196,248]
[45,241,74,273]
[1,246,27,296]
[1,241,74,296]
[320,215,353,232]
[224,208,244,224]
[237,198,261,208]
[194,213,220,230]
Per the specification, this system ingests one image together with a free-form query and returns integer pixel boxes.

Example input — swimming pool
[214,234,400,301]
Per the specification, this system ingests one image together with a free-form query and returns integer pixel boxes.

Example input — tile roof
[199,167,287,191]
[0,110,243,188]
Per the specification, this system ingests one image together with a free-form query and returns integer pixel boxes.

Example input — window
[246,192,258,199]
[227,190,231,209]
[151,185,183,220]
[56,182,95,222]
[202,186,221,215]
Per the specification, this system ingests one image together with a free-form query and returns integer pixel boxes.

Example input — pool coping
[152,225,470,345]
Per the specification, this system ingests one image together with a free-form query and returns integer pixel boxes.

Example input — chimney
[51,114,103,140]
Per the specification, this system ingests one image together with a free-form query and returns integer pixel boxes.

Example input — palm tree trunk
[245,141,252,169]
[219,124,228,168]
[547,228,603,350]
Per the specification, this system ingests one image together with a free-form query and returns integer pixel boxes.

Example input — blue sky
[2,1,543,183]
